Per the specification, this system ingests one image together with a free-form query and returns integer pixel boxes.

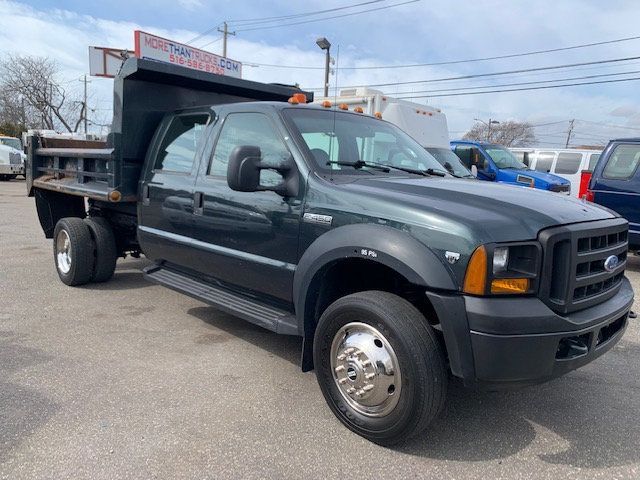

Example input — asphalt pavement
[1,179,639,479]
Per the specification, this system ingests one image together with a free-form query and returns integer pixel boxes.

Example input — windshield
[426,147,474,178]
[484,145,528,169]
[0,138,22,150]
[284,108,448,175]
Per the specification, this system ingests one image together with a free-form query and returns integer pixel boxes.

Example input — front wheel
[313,290,447,445]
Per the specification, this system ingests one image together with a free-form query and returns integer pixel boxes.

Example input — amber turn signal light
[322,100,332,108]
[463,246,487,295]
[491,278,530,294]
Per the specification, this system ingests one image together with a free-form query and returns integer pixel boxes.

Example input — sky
[2,0,640,146]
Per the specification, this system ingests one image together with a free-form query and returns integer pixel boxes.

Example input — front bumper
[0,163,24,175]
[427,276,634,389]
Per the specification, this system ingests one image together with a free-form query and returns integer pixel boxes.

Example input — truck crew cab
[27,59,634,445]
[452,140,571,193]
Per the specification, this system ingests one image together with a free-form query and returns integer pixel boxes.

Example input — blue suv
[451,140,571,194]
[587,138,640,250]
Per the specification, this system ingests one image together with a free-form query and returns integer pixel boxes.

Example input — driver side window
[209,112,289,186]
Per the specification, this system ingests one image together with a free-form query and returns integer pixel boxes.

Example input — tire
[53,217,95,286]
[313,290,447,446]
[84,217,117,282]
[0,175,9,181]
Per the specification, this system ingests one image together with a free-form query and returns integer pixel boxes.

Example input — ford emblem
[604,255,619,272]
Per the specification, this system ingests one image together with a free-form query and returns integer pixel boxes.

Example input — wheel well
[304,258,439,337]
[34,189,86,238]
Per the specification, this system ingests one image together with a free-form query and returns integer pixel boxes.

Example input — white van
[510,148,602,197]
[314,88,473,178]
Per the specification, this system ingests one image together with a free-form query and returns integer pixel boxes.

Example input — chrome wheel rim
[56,229,72,274]
[330,322,401,417]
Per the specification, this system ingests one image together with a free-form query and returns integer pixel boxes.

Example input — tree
[0,55,85,133]
[463,120,536,147]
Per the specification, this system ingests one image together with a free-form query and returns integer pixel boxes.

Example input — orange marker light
[354,107,364,113]
[374,112,382,119]
[288,97,299,104]
[109,190,122,202]
[339,103,349,110]
[491,278,530,294]
[322,100,332,108]
[463,246,487,295]
[292,93,307,103]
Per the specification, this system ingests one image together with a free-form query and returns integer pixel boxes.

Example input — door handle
[142,184,150,206]
[194,191,204,216]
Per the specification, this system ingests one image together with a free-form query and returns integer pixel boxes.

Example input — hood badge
[445,251,460,264]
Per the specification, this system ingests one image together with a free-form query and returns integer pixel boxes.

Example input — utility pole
[487,118,493,142]
[80,75,91,134]
[565,119,575,148]
[217,22,236,58]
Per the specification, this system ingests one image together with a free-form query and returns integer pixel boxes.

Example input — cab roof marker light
[292,93,307,103]
[322,100,332,108]
[354,107,364,113]
[288,96,300,104]
[339,103,349,110]
[374,112,383,119]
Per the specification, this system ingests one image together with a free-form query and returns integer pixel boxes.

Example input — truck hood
[340,175,614,243]
[0,145,25,163]
[498,168,569,186]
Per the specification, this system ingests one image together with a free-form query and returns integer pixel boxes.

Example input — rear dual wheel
[53,217,117,286]
[313,290,447,446]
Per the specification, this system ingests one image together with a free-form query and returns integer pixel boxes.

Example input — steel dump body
[26,58,311,202]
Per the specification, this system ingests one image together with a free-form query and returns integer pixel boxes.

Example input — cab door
[190,111,304,304]
[137,112,210,271]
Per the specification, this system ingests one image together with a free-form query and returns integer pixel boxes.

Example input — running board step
[143,265,298,336]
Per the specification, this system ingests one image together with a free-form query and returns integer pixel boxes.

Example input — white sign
[134,30,242,78]
[89,46,131,78]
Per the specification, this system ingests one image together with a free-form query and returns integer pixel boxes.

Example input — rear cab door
[137,109,212,271]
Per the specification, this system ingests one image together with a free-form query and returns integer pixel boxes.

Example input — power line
[240,34,640,70]
[235,0,420,32]
[385,69,640,96]
[394,76,640,99]
[307,55,640,90]
[226,0,385,26]
[575,119,640,131]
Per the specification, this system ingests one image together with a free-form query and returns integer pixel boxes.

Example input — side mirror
[471,165,478,177]
[227,145,299,197]
[227,145,262,192]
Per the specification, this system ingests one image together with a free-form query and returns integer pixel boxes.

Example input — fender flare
[293,223,457,337]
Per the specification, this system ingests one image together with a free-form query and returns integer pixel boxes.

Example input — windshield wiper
[326,160,390,172]
[424,168,447,177]
[327,160,448,177]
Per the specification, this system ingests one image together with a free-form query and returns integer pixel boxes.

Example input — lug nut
[346,387,356,394]
[365,373,375,380]
[362,384,374,392]
[337,353,346,361]
[338,378,347,385]
[334,365,345,373]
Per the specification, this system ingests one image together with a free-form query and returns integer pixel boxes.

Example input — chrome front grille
[9,152,22,165]
[538,218,628,314]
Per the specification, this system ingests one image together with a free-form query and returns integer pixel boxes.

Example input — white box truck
[314,88,472,178]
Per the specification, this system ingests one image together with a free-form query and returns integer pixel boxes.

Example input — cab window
[154,114,209,173]
[554,152,582,174]
[603,144,640,180]
[588,153,601,171]
[209,112,290,186]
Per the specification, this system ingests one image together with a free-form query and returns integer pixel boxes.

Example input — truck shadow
[187,306,302,366]
[626,253,639,273]
[399,339,640,469]
[84,258,153,291]
[189,306,640,469]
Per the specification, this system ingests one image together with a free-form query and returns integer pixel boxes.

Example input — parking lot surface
[1,179,639,479]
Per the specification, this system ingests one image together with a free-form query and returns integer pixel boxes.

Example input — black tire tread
[53,217,94,286]
[84,217,117,282]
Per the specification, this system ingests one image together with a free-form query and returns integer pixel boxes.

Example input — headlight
[493,246,509,273]
[463,242,540,295]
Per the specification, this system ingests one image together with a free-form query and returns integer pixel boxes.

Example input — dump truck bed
[26,57,311,203]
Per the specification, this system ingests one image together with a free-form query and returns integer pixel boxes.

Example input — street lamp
[474,118,500,142]
[316,37,331,97]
